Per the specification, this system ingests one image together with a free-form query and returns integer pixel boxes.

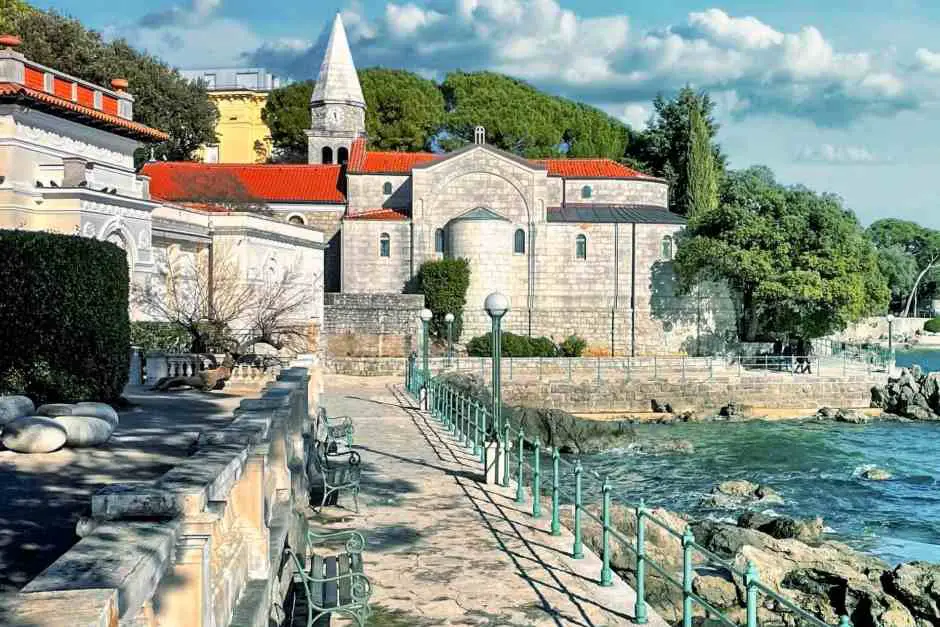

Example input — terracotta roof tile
[531,159,652,179]
[141,162,346,204]
[346,208,410,220]
[0,82,168,141]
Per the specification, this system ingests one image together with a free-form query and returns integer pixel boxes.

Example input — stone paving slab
[311,376,667,627]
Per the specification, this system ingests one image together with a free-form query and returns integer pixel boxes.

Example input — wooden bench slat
[338,553,352,606]
[323,556,339,610]
[350,551,363,575]
[309,555,325,609]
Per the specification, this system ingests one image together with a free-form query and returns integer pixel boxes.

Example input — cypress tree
[684,104,719,216]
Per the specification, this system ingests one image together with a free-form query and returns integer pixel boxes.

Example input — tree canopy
[360,68,445,152]
[2,2,218,165]
[675,166,888,340]
[625,87,726,215]
[261,80,314,163]
[866,218,940,315]
[684,104,719,216]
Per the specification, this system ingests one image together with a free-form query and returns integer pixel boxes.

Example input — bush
[466,331,558,357]
[925,318,940,333]
[0,230,129,403]
[559,334,587,357]
[130,321,190,352]
[409,258,470,341]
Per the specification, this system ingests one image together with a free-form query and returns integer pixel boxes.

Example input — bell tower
[306,13,366,165]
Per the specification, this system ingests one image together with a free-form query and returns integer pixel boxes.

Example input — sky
[31,0,940,228]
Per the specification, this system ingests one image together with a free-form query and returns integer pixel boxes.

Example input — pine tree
[684,104,719,216]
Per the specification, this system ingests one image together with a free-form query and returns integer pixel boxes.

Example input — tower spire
[311,13,365,106]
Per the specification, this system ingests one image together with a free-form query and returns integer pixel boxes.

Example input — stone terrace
[0,387,243,592]
[315,375,667,626]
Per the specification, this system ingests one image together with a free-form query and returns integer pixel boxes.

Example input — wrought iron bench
[315,406,354,453]
[306,438,361,513]
[285,527,372,626]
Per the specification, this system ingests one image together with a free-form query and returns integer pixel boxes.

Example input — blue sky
[33,0,940,228]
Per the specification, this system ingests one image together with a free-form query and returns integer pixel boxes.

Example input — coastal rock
[883,562,940,623]
[835,408,870,424]
[701,480,783,508]
[693,570,738,608]
[0,395,35,426]
[634,439,695,455]
[859,467,892,481]
[737,512,825,543]
[871,368,940,421]
[1,416,67,453]
[719,402,738,417]
[816,406,837,419]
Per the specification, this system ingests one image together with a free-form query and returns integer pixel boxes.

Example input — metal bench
[306,438,361,513]
[285,527,372,626]
[315,406,354,453]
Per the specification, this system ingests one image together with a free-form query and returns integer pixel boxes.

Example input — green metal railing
[405,362,853,627]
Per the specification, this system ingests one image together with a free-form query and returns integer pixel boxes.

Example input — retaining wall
[323,292,425,358]
[6,356,321,627]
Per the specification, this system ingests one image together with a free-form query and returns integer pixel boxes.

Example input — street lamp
[484,292,510,435]
[445,312,455,368]
[420,308,433,408]
[887,313,895,356]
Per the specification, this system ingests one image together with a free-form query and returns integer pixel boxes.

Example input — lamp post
[484,292,510,435]
[445,312,455,368]
[420,308,433,408]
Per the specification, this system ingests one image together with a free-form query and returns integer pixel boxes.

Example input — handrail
[405,361,853,627]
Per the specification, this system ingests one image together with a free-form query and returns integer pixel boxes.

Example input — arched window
[661,235,674,260]
[434,228,445,254]
[337,146,349,165]
[514,228,526,254]
[383,181,393,195]
[321,146,333,164]
[576,234,587,260]
[581,185,592,199]
[379,233,390,257]
[288,215,305,225]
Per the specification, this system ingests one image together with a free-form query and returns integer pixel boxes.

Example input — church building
[145,14,717,355]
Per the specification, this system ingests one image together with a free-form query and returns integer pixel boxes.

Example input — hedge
[0,230,130,403]
[409,258,471,341]
[466,331,558,357]
[925,318,940,333]
[130,321,190,352]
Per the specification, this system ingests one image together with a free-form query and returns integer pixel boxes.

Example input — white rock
[36,403,76,417]
[0,395,35,426]
[73,402,119,427]
[54,415,114,447]
[1,416,67,453]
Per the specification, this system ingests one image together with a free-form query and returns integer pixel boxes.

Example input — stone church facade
[147,14,731,355]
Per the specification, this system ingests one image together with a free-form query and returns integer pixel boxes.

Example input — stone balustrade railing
[144,351,220,383]
[7,354,321,627]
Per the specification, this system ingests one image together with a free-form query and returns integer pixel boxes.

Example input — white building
[0,36,325,348]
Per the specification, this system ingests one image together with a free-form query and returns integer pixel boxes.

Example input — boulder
[835,408,870,424]
[693,570,739,609]
[816,406,837,419]
[701,480,783,508]
[36,403,76,417]
[1,416,67,453]
[860,467,892,481]
[883,562,940,623]
[0,395,35,426]
[53,415,114,447]
[737,512,824,544]
[72,402,119,428]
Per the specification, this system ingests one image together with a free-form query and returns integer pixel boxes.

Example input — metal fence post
[573,461,584,559]
[532,436,542,518]
[682,529,694,627]
[516,427,525,504]
[551,447,561,536]
[474,401,482,458]
[745,560,759,627]
[635,500,648,624]
[501,420,510,486]
[601,477,613,586]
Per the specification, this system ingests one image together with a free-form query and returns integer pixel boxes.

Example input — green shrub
[466,332,558,357]
[559,334,587,357]
[409,258,470,341]
[0,230,129,403]
[130,321,190,352]
[925,318,940,333]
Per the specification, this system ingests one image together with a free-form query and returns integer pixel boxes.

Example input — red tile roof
[346,208,410,220]
[347,138,439,174]
[141,162,346,204]
[0,82,168,141]
[532,159,650,178]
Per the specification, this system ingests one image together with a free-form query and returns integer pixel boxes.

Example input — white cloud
[619,103,650,129]
[385,4,444,38]
[796,144,884,164]
[915,48,940,73]
[687,9,783,50]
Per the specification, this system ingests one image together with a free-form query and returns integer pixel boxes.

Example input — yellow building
[180,68,280,164]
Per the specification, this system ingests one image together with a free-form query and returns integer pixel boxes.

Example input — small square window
[380,233,391,257]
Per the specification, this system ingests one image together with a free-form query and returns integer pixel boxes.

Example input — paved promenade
[316,376,666,627]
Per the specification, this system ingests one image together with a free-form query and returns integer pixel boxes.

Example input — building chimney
[0,35,22,49]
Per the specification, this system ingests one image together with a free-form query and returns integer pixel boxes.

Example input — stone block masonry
[324,292,425,358]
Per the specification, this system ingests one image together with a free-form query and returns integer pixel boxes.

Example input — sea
[576,348,940,565]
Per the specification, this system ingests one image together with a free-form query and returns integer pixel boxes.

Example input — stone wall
[341,219,411,293]
[502,375,883,414]
[7,358,320,627]
[324,292,425,357]
[562,178,667,205]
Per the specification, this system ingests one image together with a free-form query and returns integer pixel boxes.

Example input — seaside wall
[323,292,425,358]
[6,356,320,627]
[502,376,884,414]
